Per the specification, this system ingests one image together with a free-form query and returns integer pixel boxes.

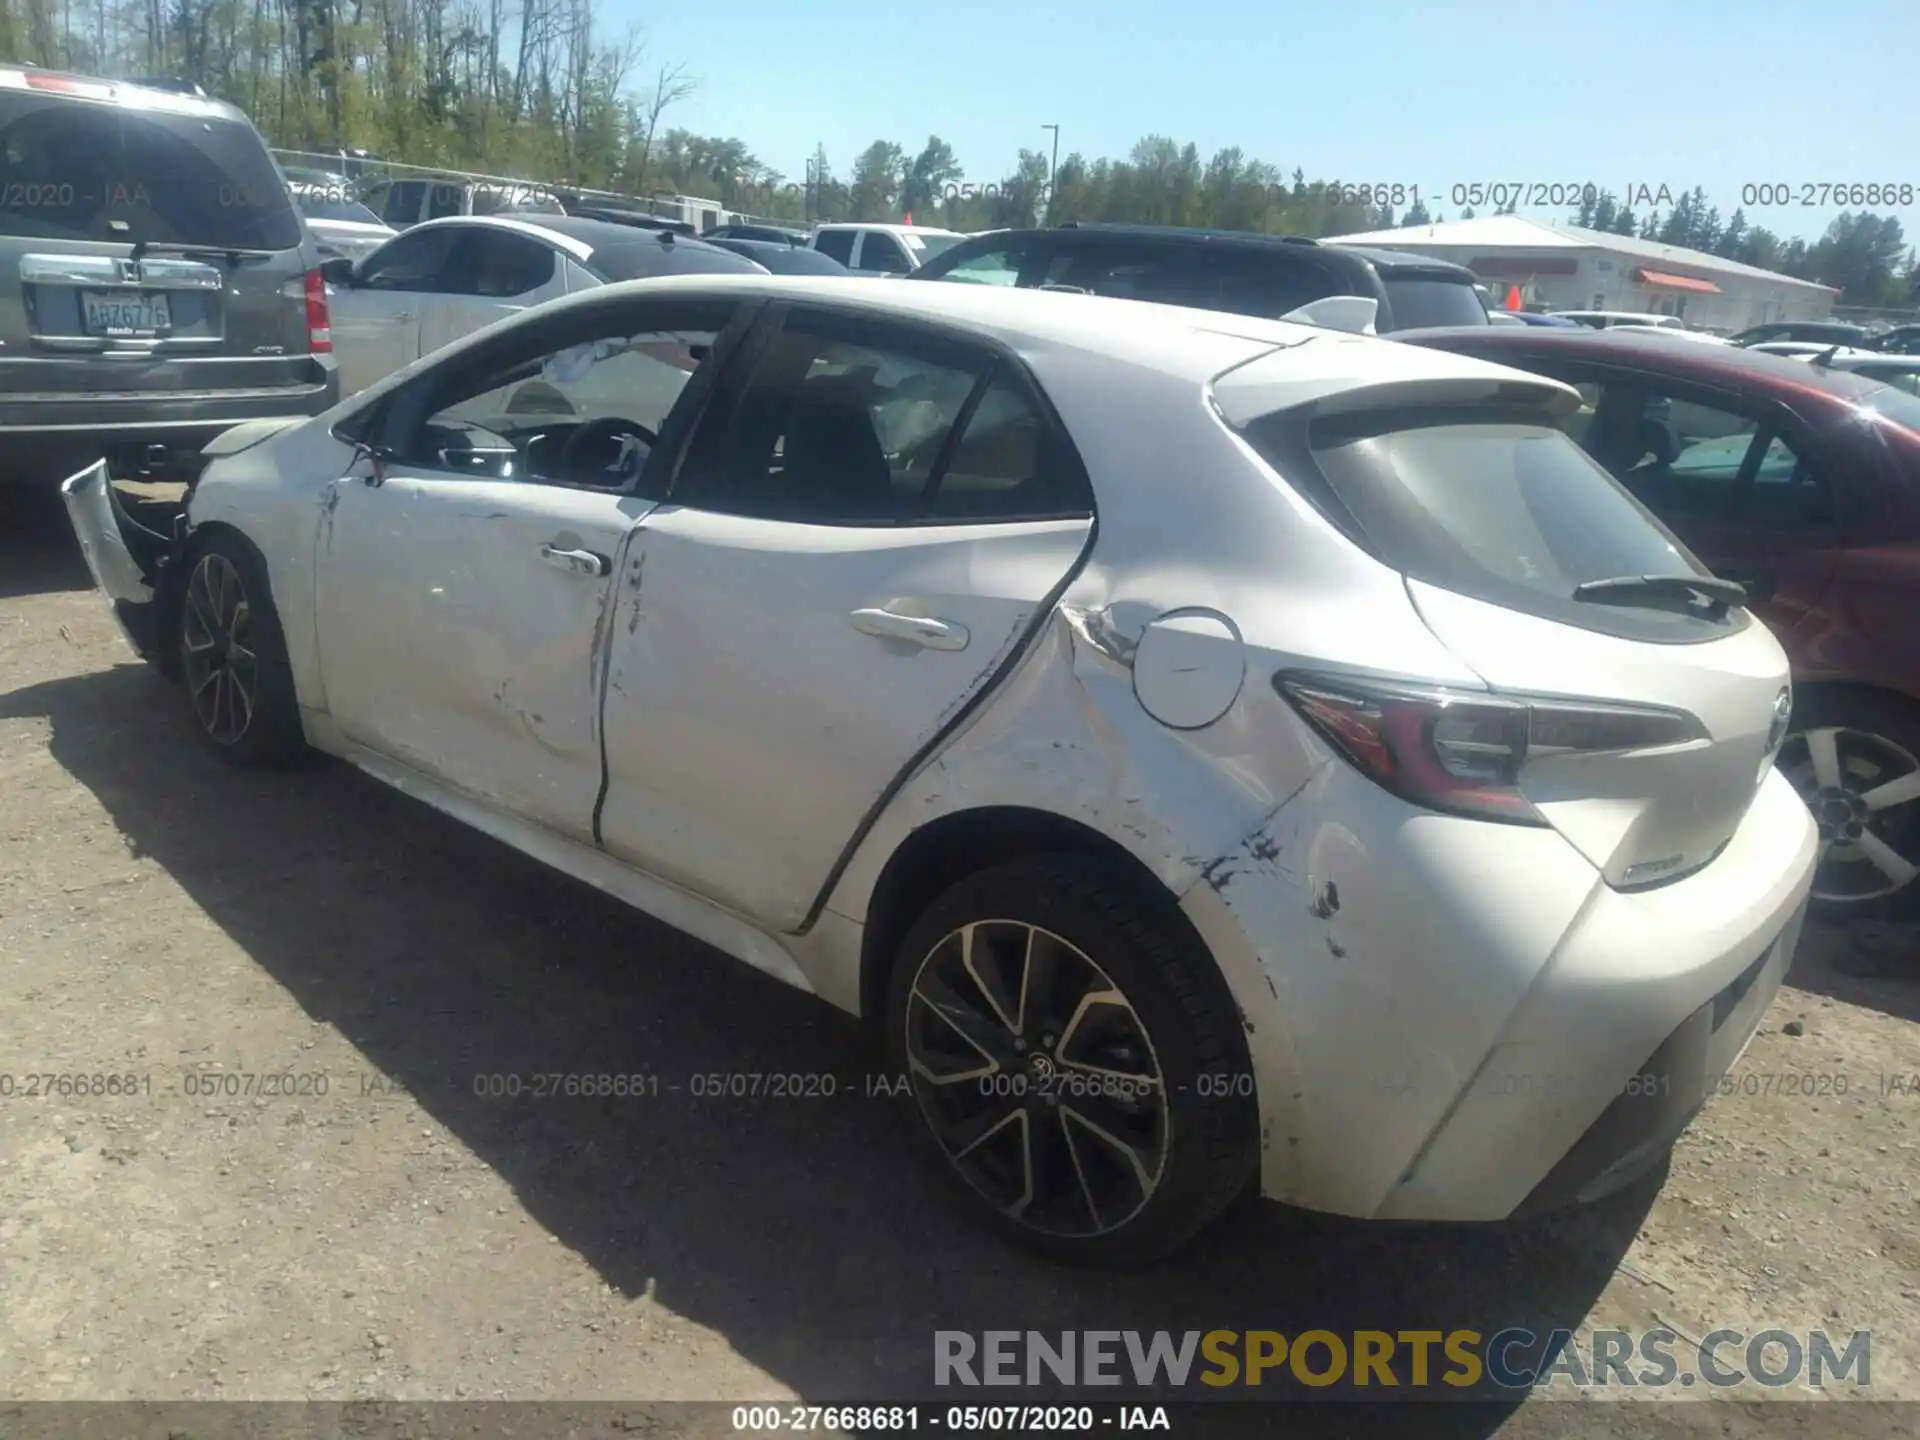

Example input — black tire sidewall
[884,854,1258,1266]
[177,532,307,768]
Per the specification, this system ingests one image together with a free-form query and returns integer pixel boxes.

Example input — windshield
[1247,410,1737,643]
[0,92,301,249]
[1384,276,1489,329]
[901,231,965,263]
[1860,380,1920,431]
[294,191,383,226]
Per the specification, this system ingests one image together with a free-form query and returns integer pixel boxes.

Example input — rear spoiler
[1211,342,1582,429]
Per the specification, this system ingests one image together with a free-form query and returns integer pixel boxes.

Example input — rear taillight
[304,269,332,353]
[1276,672,1703,825]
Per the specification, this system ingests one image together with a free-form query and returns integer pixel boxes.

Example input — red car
[1400,326,1920,919]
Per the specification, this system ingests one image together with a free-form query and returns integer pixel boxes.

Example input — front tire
[885,854,1258,1266]
[1777,690,1920,920]
[177,532,308,767]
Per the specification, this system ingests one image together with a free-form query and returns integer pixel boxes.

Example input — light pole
[1041,123,1060,224]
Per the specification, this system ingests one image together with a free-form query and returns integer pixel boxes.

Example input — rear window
[0,92,301,250]
[586,240,759,282]
[1382,276,1489,329]
[1247,409,1743,643]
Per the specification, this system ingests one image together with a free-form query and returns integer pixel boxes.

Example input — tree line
[0,1,1913,306]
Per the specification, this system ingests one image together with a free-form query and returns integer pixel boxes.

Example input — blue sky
[615,0,1918,246]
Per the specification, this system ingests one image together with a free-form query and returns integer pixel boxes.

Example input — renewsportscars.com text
[934,1328,1871,1393]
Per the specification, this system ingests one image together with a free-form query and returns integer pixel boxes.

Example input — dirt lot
[3,486,1919,1438]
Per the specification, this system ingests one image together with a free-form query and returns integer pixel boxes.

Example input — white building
[1327,215,1837,333]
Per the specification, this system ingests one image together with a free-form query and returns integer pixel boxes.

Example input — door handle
[539,543,609,577]
[393,311,414,322]
[849,607,970,651]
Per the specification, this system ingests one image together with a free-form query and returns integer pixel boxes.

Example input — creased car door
[316,468,644,841]
[313,297,743,840]
[596,310,1094,932]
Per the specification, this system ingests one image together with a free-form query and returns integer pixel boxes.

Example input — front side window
[674,314,1091,525]
[358,226,462,291]
[0,91,301,248]
[813,229,855,265]
[404,306,730,489]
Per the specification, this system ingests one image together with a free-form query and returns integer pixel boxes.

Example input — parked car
[1497,310,1583,328]
[912,223,1491,332]
[1729,320,1876,348]
[1398,324,1920,917]
[361,175,567,231]
[1793,349,1920,395]
[323,214,765,395]
[0,63,338,486]
[1551,310,1692,332]
[707,223,809,246]
[809,222,967,275]
[291,185,395,264]
[1868,324,1920,356]
[63,275,1814,1262]
[563,206,696,237]
[705,236,851,275]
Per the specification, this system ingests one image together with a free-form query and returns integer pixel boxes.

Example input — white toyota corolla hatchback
[63,275,1817,1264]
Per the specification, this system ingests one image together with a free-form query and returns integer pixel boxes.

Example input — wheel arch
[857,805,1205,1030]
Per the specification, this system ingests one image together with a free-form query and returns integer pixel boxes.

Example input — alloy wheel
[1779,726,1920,904]
[181,552,259,747]
[901,920,1171,1238]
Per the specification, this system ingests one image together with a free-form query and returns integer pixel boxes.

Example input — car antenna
[1813,344,1839,368]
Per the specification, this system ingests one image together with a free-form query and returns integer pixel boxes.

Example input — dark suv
[0,64,339,486]
[907,222,1489,331]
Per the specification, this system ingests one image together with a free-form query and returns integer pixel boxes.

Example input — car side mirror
[320,256,357,288]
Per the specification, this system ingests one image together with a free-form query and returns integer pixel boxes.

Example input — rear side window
[0,92,301,249]
[1245,409,1742,643]
[814,229,855,265]
[1382,276,1488,329]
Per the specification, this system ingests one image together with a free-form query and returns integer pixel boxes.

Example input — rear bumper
[1371,769,1818,1220]
[0,379,337,482]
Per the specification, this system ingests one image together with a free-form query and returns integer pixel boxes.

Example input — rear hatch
[1224,353,1791,890]
[0,73,320,400]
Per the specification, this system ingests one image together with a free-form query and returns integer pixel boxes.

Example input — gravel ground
[2,487,1918,1438]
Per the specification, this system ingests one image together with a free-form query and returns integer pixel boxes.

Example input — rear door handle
[539,544,609,577]
[393,311,415,322]
[849,607,969,651]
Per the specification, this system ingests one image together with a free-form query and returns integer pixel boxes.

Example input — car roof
[815,222,964,237]
[942,224,1476,280]
[1396,324,1895,406]
[0,62,254,123]
[550,274,1531,395]
[404,213,754,268]
[707,237,848,272]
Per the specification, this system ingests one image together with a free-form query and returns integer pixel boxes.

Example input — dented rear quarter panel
[821,341,1601,1214]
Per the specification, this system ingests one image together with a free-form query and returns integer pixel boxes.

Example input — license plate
[81,291,171,337]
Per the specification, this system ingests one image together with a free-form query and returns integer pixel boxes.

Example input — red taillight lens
[304,269,332,353]
[1277,673,1702,826]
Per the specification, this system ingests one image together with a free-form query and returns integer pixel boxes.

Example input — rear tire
[176,532,309,768]
[1777,690,1920,921]
[884,854,1258,1266]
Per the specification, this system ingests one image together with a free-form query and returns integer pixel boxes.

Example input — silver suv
[0,65,339,486]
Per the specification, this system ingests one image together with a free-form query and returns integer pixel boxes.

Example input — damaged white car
[63,275,1817,1264]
